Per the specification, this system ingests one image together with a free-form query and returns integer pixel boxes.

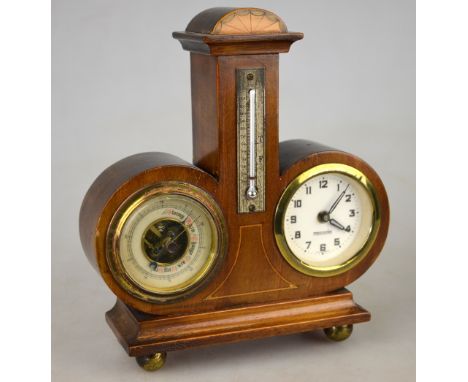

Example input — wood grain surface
[106,288,370,356]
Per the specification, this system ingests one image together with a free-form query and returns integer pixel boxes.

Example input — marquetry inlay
[211,8,288,35]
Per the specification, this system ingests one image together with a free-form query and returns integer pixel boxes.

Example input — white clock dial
[107,183,226,300]
[275,164,378,276]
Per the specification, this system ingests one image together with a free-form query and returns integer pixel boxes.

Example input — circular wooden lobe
[79,152,227,313]
[278,140,390,288]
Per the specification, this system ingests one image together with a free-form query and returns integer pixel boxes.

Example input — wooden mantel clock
[80,7,389,371]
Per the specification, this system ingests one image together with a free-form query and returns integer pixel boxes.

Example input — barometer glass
[107,183,226,301]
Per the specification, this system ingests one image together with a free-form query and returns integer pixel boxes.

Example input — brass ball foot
[136,352,167,371]
[324,324,353,341]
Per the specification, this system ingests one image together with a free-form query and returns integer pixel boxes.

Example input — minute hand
[328,184,349,214]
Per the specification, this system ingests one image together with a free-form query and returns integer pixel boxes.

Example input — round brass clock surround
[274,163,381,277]
[106,182,227,303]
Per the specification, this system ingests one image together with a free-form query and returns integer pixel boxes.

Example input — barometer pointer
[166,214,201,246]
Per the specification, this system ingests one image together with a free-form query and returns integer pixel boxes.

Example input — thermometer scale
[237,68,265,213]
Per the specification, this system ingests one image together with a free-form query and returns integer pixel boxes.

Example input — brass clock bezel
[274,163,381,277]
[106,181,227,304]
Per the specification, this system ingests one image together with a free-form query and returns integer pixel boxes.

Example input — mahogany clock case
[80,145,389,317]
[79,9,388,322]
[79,4,390,370]
[53,1,415,381]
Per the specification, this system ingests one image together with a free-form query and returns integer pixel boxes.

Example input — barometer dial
[274,164,381,277]
[107,183,226,302]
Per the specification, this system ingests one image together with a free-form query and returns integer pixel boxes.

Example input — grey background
[52,0,415,381]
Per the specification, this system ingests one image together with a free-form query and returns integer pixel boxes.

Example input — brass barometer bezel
[106,181,227,303]
[274,163,381,277]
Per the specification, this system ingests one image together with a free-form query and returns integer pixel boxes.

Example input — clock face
[107,183,226,302]
[274,164,380,276]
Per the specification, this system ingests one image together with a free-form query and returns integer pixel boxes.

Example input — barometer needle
[166,215,201,246]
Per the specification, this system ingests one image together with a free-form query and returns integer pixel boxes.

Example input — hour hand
[329,218,349,231]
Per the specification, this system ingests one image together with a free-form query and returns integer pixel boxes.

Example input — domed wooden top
[186,8,288,35]
[173,7,303,56]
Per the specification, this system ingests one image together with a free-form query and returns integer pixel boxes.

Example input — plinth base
[106,288,370,361]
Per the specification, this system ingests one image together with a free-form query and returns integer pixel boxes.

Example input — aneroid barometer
[80,7,389,371]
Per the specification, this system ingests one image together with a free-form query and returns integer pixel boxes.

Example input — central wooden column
[173,8,307,308]
[173,8,303,229]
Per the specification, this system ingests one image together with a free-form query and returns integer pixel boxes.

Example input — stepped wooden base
[106,288,370,358]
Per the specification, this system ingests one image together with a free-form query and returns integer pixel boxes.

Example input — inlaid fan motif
[212,9,288,35]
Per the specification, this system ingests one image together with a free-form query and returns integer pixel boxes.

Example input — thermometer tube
[246,89,258,199]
